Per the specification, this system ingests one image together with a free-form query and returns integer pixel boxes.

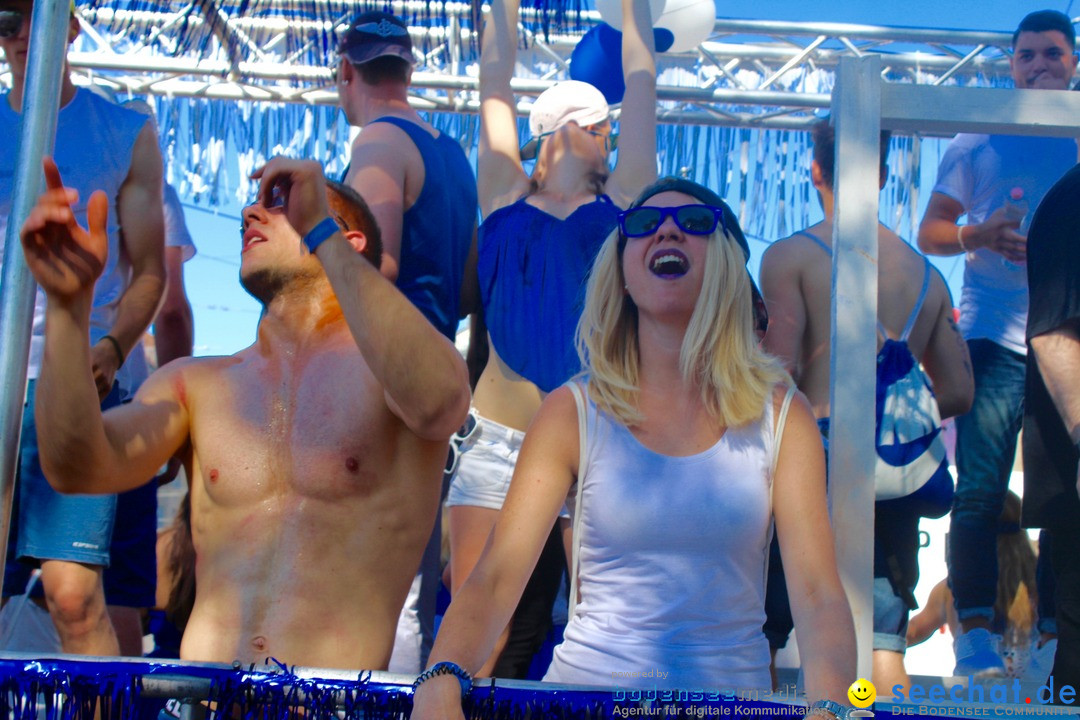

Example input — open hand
[20,157,109,305]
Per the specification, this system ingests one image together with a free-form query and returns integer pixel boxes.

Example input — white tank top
[545,391,775,691]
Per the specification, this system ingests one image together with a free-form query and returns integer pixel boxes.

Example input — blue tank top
[478,195,617,392]
[369,117,477,340]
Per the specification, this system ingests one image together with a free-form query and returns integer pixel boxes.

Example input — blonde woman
[445,0,657,675]
[414,178,855,717]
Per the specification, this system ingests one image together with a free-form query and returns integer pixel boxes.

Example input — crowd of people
[1,0,1079,718]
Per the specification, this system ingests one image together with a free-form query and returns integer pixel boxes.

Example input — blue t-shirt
[478,195,617,393]
[369,117,476,340]
[0,88,147,390]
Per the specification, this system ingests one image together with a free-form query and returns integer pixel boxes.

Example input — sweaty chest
[189,354,394,506]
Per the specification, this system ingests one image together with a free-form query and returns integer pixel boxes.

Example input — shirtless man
[19,156,471,670]
[759,118,973,691]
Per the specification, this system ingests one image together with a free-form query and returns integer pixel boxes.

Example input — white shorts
[446,413,570,519]
[445,413,524,511]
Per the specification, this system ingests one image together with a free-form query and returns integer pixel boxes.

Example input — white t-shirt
[932,133,1076,355]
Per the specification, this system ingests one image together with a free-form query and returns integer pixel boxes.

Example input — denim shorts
[445,414,525,511]
[4,381,122,598]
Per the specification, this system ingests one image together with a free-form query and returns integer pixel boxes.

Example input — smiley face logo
[848,678,876,708]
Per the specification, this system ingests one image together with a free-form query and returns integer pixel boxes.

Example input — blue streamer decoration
[3,657,881,720]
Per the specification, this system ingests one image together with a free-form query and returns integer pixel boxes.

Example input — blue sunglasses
[618,204,726,238]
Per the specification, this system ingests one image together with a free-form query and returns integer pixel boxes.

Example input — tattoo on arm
[947,315,973,379]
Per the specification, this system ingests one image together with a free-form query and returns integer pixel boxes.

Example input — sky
[177,0,1079,358]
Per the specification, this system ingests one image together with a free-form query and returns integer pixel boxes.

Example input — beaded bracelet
[412,661,472,699]
[302,216,340,254]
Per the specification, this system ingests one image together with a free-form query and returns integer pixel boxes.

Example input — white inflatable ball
[654,0,715,53]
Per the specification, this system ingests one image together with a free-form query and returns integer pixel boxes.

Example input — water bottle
[1000,187,1028,269]
[1002,187,1030,233]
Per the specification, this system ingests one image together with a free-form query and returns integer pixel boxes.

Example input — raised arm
[603,0,657,207]
[917,192,1025,264]
[920,271,974,420]
[22,158,190,495]
[771,388,855,704]
[411,387,578,720]
[477,0,530,216]
[95,122,166,395]
[759,240,807,380]
[254,157,470,441]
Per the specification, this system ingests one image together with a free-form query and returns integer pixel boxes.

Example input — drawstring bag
[874,336,954,518]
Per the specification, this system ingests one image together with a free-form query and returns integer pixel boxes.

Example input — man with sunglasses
[334,10,478,674]
[760,118,973,690]
[19,155,470,671]
[1,0,165,657]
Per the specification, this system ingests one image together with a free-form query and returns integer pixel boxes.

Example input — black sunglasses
[247,183,286,210]
[0,9,25,39]
[618,204,726,238]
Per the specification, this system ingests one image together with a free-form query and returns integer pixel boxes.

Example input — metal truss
[3,1,1025,130]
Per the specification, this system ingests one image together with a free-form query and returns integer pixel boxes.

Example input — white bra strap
[567,381,588,620]
[771,384,798,476]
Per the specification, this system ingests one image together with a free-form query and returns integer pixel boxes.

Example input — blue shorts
[3,381,123,596]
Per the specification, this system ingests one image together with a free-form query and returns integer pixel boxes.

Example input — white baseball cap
[523,81,610,158]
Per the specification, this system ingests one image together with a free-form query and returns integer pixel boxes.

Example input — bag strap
[899,257,933,342]
[567,382,589,620]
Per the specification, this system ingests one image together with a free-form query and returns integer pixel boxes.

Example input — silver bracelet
[957,223,969,252]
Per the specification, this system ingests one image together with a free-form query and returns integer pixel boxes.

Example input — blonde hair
[576,223,786,427]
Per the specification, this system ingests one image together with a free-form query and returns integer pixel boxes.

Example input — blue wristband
[413,661,472,698]
[302,216,340,254]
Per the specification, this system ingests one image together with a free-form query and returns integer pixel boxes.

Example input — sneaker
[1024,638,1057,683]
[954,627,1006,678]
